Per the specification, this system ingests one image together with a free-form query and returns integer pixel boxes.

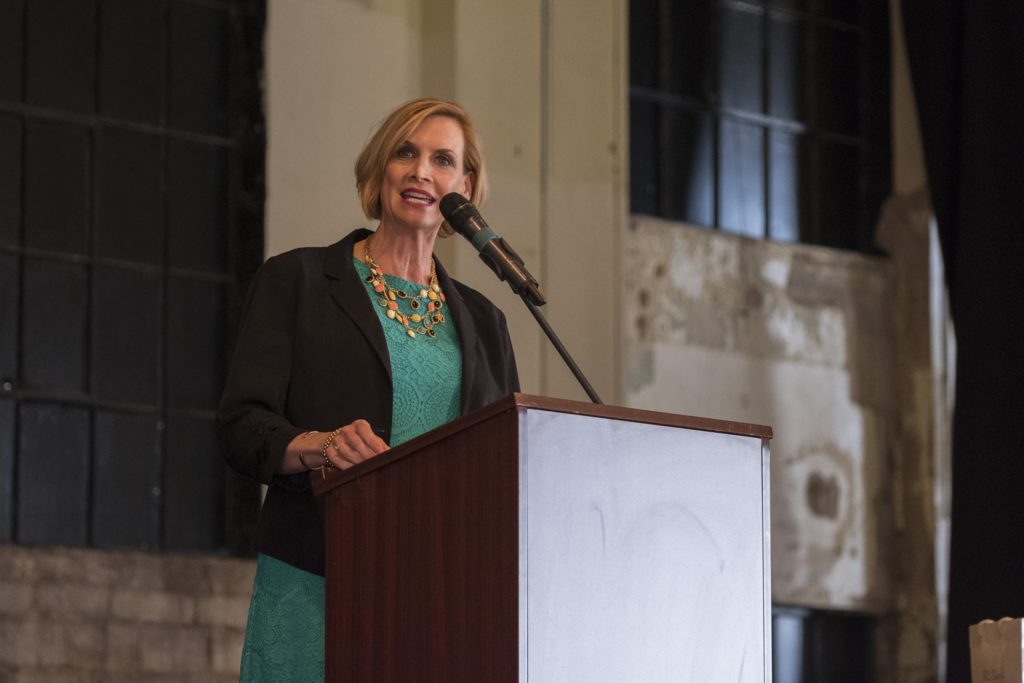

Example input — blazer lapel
[435,256,478,414]
[324,229,392,385]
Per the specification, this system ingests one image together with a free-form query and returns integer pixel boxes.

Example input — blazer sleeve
[216,255,305,485]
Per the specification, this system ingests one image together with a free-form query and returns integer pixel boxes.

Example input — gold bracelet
[320,428,342,470]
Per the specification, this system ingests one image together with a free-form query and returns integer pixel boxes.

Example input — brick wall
[0,544,255,682]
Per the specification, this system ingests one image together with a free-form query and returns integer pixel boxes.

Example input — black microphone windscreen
[440,193,471,221]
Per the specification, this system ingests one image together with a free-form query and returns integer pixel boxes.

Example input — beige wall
[265,0,626,401]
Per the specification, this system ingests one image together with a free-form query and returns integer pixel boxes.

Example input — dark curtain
[900,1,1024,680]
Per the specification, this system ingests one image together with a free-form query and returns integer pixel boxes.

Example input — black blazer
[217,228,520,575]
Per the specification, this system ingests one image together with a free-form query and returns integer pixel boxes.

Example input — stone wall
[623,216,898,611]
[0,544,254,682]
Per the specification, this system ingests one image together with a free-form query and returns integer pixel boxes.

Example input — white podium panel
[518,409,771,682]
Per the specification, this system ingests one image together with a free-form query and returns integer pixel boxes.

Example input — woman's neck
[358,224,438,284]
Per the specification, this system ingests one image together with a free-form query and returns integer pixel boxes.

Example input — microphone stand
[442,193,601,403]
[519,295,603,405]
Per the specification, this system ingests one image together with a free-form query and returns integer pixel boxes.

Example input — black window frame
[629,0,891,253]
[0,0,265,555]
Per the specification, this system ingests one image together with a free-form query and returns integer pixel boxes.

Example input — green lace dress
[238,258,462,682]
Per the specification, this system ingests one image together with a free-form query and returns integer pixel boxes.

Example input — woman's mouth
[401,189,435,205]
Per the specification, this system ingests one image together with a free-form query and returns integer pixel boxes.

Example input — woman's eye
[396,146,415,159]
[435,155,454,167]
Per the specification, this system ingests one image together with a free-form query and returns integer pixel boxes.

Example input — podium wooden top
[310,393,772,496]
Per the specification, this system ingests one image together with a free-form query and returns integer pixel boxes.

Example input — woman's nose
[411,158,431,181]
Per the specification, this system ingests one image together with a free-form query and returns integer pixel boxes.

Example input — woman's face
[378,114,472,235]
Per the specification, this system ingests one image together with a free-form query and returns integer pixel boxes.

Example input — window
[629,0,890,252]
[0,0,264,553]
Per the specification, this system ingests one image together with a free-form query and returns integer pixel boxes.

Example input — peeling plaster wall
[624,216,896,611]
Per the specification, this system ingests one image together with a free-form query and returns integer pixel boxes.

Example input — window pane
[815,27,861,136]
[166,277,226,410]
[0,115,19,246]
[0,397,13,543]
[168,140,228,273]
[719,119,765,237]
[25,0,96,113]
[96,126,163,264]
[816,0,862,26]
[769,131,808,242]
[629,98,659,216]
[772,608,807,683]
[165,415,224,551]
[93,266,161,405]
[92,411,161,549]
[815,610,875,680]
[0,0,23,102]
[17,402,90,546]
[0,254,16,382]
[769,16,807,122]
[22,258,88,392]
[718,6,763,113]
[667,0,713,99]
[629,0,658,89]
[99,0,165,124]
[169,2,230,135]
[662,105,713,226]
[25,121,91,254]
[815,140,860,249]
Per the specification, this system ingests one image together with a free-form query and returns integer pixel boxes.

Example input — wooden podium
[312,394,772,682]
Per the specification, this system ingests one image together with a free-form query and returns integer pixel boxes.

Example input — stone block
[0,619,74,668]
[206,558,256,597]
[163,557,211,595]
[210,627,244,675]
[111,589,195,624]
[35,620,70,668]
[66,621,106,669]
[0,580,34,615]
[196,595,249,628]
[117,554,168,592]
[0,617,39,666]
[32,551,80,583]
[186,674,238,683]
[105,622,140,671]
[37,584,110,620]
[11,670,83,683]
[90,675,191,683]
[139,624,209,674]
[77,551,121,586]
[0,546,36,580]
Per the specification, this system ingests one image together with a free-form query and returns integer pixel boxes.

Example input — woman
[217,98,520,680]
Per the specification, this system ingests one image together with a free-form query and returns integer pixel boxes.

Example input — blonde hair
[355,98,488,237]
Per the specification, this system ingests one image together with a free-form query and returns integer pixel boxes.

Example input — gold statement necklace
[363,234,447,339]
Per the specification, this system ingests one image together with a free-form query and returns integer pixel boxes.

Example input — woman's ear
[461,172,474,200]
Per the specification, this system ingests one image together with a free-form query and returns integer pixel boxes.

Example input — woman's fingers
[352,419,389,454]
[326,420,389,469]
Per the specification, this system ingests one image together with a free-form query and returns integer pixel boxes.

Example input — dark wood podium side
[312,393,773,682]
[312,397,522,682]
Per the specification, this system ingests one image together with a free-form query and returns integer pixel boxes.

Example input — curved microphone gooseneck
[440,193,602,404]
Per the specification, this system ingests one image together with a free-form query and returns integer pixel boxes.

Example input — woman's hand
[321,420,390,469]
[280,421,389,474]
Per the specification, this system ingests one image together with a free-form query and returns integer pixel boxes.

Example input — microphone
[440,193,546,306]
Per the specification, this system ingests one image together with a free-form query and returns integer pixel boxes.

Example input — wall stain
[807,471,841,519]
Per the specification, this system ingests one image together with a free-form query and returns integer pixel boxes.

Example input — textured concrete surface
[623,216,897,611]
